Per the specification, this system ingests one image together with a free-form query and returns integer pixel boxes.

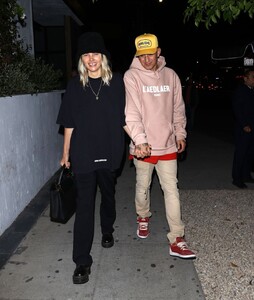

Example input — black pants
[72,169,116,267]
[232,128,254,182]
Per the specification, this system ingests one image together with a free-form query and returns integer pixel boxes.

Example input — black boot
[101,233,114,248]
[73,265,91,284]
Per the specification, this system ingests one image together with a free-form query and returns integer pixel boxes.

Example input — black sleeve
[56,78,76,128]
[113,72,126,127]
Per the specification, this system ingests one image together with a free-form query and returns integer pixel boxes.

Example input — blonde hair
[78,54,113,88]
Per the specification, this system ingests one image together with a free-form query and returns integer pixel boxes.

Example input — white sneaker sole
[137,231,149,239]
[169,249,196,259]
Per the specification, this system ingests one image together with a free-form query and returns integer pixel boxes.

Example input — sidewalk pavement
[0,146,206,300]
[0,105,252,300]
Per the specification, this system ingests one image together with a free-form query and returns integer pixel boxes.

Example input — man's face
[137,49,160,71]
[245,71,254,88]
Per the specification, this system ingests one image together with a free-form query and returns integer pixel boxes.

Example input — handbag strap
[57,166,74,185]
[57,167,65,185]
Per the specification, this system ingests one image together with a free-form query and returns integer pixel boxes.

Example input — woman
[56,32,126,284]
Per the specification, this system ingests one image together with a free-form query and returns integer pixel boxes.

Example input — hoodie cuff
[133,133,148,146]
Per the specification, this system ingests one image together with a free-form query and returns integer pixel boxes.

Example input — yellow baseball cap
[135,33,158,56]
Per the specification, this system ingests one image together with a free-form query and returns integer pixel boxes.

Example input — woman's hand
[134,143,152,158]
[60,154,70,169]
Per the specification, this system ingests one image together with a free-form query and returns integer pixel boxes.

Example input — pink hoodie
[124,56,186,156]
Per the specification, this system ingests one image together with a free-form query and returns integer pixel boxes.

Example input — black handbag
[50,166,77,224]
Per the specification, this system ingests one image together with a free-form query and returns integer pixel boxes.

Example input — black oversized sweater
[56,73,126,174]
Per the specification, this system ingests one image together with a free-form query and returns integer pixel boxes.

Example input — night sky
[83,0,253,79]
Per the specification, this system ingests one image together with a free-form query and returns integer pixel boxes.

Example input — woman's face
[81,53,102,77]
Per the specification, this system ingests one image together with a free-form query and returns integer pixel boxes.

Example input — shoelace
[138,220,148,231]
[176,241,188,250]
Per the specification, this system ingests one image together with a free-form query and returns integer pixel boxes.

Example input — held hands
[134,140,186,157]
[134,143,152,158]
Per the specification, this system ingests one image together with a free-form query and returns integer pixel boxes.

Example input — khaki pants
[133,158,185,243]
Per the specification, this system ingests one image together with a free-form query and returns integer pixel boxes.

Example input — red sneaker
[169,237,196,259]
[137,217,149,238]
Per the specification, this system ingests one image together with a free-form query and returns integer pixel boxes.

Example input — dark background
[80,0,254,79]
[34,0,253,85]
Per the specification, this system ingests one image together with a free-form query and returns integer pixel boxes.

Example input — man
[232,68,254,188]
[124,33,196,259]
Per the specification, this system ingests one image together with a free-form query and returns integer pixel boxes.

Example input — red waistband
[129,152,177,164]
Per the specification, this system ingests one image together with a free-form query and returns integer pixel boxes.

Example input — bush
[0,0,63,97]
[0,56,63,97]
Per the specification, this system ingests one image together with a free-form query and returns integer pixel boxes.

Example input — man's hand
[177,139,186,153]
[134,143,152,158]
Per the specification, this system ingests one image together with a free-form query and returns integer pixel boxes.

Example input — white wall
[0,91,64,236]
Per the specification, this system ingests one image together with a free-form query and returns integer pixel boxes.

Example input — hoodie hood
[128,56,166,78]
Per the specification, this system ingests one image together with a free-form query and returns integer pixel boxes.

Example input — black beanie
[76,32,111,61]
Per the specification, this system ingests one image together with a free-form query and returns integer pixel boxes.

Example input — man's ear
[157,48,161,57]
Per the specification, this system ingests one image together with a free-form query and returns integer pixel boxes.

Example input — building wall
[18,0,34,55]
[0,91,64,236]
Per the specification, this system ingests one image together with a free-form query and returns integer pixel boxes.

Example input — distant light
[159,0,163,2]
[244,57,254,66]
